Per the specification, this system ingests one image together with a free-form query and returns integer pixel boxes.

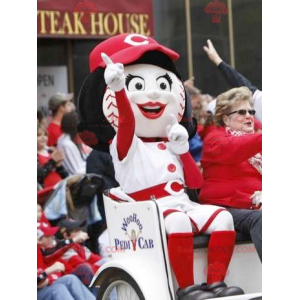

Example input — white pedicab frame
[90,191,262,300]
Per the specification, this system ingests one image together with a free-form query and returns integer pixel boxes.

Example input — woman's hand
[101,53,125,92]
[45,261,65,275]
[37,278,49,289]
[203,39,223,66]
[72,231,89,243]
[250,191,262,208]
[51,149,65,166]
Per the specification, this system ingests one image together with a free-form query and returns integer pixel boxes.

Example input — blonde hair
[214,87,253,126]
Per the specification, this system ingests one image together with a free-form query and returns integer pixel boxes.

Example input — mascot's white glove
[166,114,189,155]
[101,53,125,92]
[250,191,262,208]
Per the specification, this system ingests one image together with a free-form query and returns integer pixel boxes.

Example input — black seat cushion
[193,232,252,249]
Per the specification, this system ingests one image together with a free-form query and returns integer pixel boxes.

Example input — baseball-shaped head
[103,62,185,138]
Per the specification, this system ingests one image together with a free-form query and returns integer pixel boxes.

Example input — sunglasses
[228,109,256,116]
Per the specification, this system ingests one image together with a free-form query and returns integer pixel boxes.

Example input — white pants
[160,196,234,234]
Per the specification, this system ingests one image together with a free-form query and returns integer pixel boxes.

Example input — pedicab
[90,190,262,300]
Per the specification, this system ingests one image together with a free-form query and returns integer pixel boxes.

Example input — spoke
[102,280,140,300]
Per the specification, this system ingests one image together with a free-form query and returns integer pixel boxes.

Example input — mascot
[78,33,244,300]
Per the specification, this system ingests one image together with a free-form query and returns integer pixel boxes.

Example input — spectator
[184,83,204,164]
[184,80,203,123]
[58,219,102,285]
[48,93,74,147]
[37,203,51,226]
[86,149,119,253]
[37,124,68,188]
[57,112,88,175]
[38,110,48,128]
[38,223,89,266]
[203,39,262,121]
[199,87,262,261]
[37,273,95,300]
[188,132,203,166]
[86,149,119,190]
[197,111,218,142]
[37,224,96,300]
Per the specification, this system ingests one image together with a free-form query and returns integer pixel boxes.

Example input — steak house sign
[37,0,153,38]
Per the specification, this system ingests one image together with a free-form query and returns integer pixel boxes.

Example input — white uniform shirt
[109,134,224,229]
[110,135,185,194]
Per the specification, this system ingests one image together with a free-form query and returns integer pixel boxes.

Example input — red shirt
[37,153,62,188]
[199,127,262,209]
[197,124,217,141]
[47,122,62,147]
[61,243,102,274]
[37,246,62,286]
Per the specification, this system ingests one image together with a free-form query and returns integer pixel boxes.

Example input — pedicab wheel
[97,269,145,300]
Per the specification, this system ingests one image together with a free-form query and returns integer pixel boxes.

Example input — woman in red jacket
[199,87,262,261]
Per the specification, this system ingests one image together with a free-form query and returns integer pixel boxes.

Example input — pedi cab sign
[37,0,154,38]
[114,213,154,251]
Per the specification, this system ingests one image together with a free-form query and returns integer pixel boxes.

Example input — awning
[37,0,153,38]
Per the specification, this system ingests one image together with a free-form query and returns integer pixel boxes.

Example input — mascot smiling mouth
[137,102,166,119]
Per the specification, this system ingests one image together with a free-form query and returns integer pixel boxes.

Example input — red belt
[110,181,185,202]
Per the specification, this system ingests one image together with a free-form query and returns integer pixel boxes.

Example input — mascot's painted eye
[218,7,221,10]
[126,74,145,92]
[212,7,215,10]
[156,73,173,92]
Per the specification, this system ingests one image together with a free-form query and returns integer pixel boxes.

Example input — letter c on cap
[124,34,149,46]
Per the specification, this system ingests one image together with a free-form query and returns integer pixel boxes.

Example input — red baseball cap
[89,33,180,72]
[37,222,59,238]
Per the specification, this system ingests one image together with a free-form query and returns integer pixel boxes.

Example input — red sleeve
[40,213,51,226]
[47,124,62,147]
[37,247,62,286]
[67,254,85,268]
[254,118,262,131]
[180,152,203,189]
[48,272,62,285]
[87,253,102,265]
[114,89,135,160]
[202,130,262,164]
[37,247,46,269]
[42,241,73,265]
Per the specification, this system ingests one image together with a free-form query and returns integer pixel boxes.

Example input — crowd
[37,39,262,299]
[37,93,118,299]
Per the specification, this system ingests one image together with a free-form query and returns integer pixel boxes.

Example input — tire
[97,268,145,300]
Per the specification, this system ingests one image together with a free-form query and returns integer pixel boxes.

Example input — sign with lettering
[37,66,68,111]
[37,0,153,38]
[114,213,154,252]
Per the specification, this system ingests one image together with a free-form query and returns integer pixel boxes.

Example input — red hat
[89,33,180,72]
[37,222,59,238]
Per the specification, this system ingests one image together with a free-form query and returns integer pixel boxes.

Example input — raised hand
[51,149,65,166]
[166,114,189,155]
[203,39,222,66]
[72,231,89,243]
[101,53,125,92]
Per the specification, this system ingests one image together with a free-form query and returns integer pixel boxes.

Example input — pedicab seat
[193,232,252,249]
